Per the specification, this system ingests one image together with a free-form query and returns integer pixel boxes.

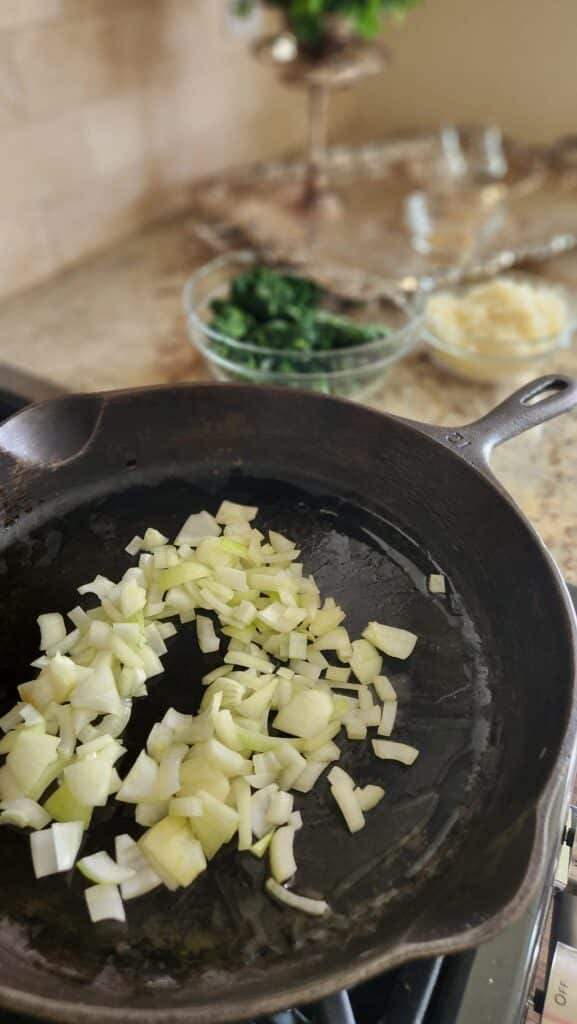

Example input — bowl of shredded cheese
[423,273,575,382]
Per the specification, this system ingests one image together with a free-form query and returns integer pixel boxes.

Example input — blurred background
[2,0,577,302]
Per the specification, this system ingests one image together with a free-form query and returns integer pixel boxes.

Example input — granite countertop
[1,214,577,580]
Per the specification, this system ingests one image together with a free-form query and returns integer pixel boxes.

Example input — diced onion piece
[154,756,181,800]
[292,761,328,794]
[7,732,60,796]
[310,601,345,638]
[119,578,147,618]
[265,878,328,916]
[37,613,66,652]
[85,883,125,923]
[191,790,239,860]
[202,738,248,777]
[116,751,158,804]
[224,650,274,673]
[289,810,303,830]
[266,790,294,826]
[139,816,207,889]
[258,603,307,634]
[64,760,113,808]
[70,661,122,716]
[269,825,297,883]
[0,798,50,830]
[374,676,397,703]
[350,639,382,685]
[44,784,92,828]
[363,622,418,660]
[147,723,174,762]
[428,574,446,595]
[216,501,257,525]
[331,783,365,833]
[344,717,367,741]
[327,765,355,789]
[301,722,341,753]
[135,802,168,827]
[78,851,135,884]
[288,633,307,660]
[125,535,143,556]
[307,741,340,764]
[356,784,385,811]
[196,615,220,654]
[325,666,351,684]
[175,511,220,545]
[78,575,116,599]
[179,759,230,803]
[169,796,202,818]
[31,821,83,878]
[372,739,419,765]
[360,706,381,727]
[231,778,252,850]
[142,527,169,550]
[0,704,25,733]
[378,701,398,737]
[273,690,333,740]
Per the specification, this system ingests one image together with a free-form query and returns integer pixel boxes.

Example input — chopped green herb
[208,265,389,379]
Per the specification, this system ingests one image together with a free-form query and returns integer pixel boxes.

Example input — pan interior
[0,469,495,1006]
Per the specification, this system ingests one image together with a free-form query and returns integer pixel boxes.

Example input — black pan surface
[0,381,574,1023]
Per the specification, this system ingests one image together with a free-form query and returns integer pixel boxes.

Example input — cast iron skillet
[0,376,576,1024]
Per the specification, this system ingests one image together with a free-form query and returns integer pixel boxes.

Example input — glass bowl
[421,272,577,383]
[183,252,420,399]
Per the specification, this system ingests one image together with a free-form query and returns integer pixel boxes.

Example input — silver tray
[189,128,577,302]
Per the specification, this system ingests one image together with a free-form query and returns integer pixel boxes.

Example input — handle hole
[521,380,567,406]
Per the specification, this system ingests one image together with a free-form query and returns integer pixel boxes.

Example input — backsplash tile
[0,0,299,302]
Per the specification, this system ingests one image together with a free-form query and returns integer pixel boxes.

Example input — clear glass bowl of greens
[183,252,419,398]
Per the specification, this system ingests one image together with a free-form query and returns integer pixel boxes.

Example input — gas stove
[0,370,575,1024]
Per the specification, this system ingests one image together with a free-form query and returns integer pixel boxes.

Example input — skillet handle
[438,375,577,467]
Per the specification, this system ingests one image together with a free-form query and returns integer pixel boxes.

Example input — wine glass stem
[304,83,330,206]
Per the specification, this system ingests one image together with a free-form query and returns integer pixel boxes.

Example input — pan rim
[0,382,575,1023]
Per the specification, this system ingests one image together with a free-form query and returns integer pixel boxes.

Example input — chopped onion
[196,615,220,654]
[30,821,83,878]
[325,666,351,684]
[78,851,135,884]
[116,751,158,804]
[64,759,113,808]
[0,798,50,830]
[265,878,328,916]
[331,783,365,833]
[175,511,220,546]
[140,816,206,888]
[292,761,328,794]
[371,739,419,765]
[85,883,125,923]
[269,825,297,883]
[4,505,424,925]
[378,701,398,737]
[360,707,381,727]
[266,790,294,826]
[273,690,333,740]
[344,717,367,741]
[363,622,418,660]
[37,613,66,652]
[350,639,382,686]
[356,785,385,811]
[374,675,397,702]
[428,573,446,595]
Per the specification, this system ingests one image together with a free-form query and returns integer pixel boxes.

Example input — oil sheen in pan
[0,475,496,981]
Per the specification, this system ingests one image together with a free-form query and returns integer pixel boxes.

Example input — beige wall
[0,0,313,302]
[339,0,577,146]
[1,0,576,302]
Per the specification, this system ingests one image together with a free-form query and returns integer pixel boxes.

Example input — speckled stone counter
[1,214,577,580]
